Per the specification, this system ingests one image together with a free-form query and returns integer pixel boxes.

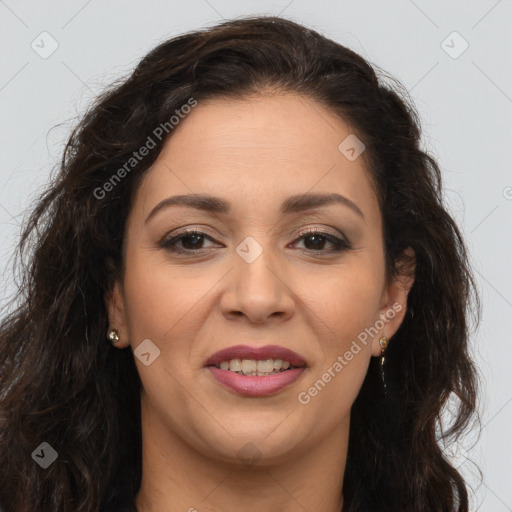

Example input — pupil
[182,234,203,250]
[305,235,325,250]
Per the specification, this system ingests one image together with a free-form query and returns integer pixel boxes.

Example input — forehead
[163,92,357,167]
[135,93,380,224]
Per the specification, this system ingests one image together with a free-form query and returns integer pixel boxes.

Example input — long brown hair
[0,15,480,512]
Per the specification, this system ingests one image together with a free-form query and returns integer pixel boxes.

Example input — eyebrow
[145,192,364,224]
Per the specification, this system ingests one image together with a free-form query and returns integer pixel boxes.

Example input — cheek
[121,252,212,415]
[295,270,382,425]
[330,277,383,342]
[295,258,384,413]
[122,250,212,342]
[304,259,385,343]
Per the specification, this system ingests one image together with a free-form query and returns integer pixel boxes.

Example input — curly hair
[0,15,480,512]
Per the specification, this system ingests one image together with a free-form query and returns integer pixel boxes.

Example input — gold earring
[379,336,388,364]
[107,329,120,343]
[379,336,388,395]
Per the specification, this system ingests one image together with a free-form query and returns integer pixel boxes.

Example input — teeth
[257,359,274,373]
[241,359,257,374]
[230,358,242,372]
[216,358,297,375]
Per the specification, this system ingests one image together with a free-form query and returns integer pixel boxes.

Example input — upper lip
[204,344,307,368]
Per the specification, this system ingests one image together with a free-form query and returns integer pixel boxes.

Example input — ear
[371,247,416,357]
[105,279,130,349]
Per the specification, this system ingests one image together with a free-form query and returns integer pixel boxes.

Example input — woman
[0,15,480,512]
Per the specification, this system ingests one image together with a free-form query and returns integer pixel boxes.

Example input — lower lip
[207,367,305,397]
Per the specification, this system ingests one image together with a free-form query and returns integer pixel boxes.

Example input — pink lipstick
[204,344,307,397]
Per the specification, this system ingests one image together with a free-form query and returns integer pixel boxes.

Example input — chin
[192,421,306,467]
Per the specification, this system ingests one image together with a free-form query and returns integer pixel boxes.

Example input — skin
[107,91,414,512]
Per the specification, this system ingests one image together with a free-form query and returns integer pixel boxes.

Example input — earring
[107,329,120,343]
[379,336,388,395]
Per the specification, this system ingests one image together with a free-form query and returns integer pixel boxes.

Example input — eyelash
[160,228,352,255]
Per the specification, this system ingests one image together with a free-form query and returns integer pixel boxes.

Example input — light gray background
[1,1,511,510]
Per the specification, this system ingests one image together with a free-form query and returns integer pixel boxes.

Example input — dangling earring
[107,329,120,344]
[379,336,388,395]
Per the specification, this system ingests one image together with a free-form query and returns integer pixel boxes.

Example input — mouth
[204,345,307,396]
[211,357,302,376]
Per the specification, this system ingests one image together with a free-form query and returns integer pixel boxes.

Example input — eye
[160,229,221,254]
[160,228,352,256]
[291,229,352,254]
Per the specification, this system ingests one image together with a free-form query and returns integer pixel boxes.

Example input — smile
[204,345,307,397]
[215,358,297,376]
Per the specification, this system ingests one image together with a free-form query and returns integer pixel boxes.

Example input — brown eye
[160,230,220,254]
[293,230,352,253]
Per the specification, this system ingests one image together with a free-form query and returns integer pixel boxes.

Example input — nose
[220,245,295,325]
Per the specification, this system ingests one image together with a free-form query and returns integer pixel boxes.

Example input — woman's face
[108,92,411,465]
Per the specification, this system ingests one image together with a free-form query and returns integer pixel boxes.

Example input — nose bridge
[221,235,294,323]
